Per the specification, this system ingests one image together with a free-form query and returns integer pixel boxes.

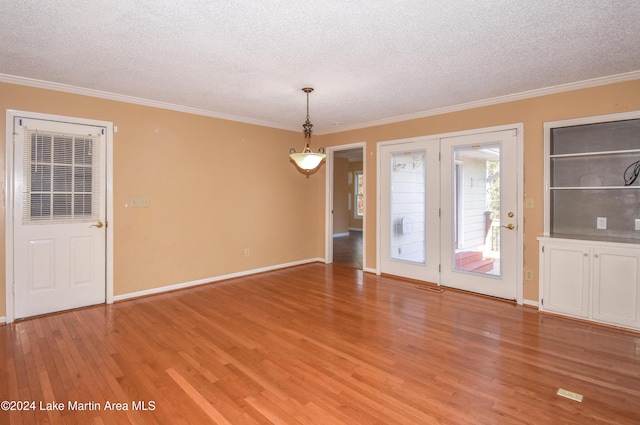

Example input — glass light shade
[289,152,326,171]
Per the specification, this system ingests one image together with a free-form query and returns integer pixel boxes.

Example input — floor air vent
[557,388,583,402]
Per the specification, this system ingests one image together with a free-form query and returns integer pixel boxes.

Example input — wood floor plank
[166,367,234,425]
[2,263,640,424]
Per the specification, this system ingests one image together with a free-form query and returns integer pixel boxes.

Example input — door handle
[90,221,104,229]
[500,223,515,230]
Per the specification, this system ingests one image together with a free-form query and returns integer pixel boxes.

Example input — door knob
[90,221,104,229]
[500,223,515,230]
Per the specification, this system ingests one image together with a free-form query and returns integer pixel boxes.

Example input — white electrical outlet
[596,217,607,230]
[635,219,640,231]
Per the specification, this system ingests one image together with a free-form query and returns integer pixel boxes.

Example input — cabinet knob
[584,253,588,257]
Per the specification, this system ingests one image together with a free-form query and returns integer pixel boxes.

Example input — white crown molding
[321,70,640,135]
[0,73,299,132]
[2,71,639,135]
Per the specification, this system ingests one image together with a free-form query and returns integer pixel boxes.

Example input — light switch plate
[131,197,150,208]
[596,217,607,230]
[525,198,534,209]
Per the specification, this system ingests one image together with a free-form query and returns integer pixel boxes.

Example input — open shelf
[546,115,640,241]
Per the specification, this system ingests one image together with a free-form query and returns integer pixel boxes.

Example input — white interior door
[13,117,106,319]
[440,129,519,300]
[379,139,440,282]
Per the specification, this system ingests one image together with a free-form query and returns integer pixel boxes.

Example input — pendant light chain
[288,87,326,173]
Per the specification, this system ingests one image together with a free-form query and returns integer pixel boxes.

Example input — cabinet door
[592,247,640,328]
[542,243,590,318]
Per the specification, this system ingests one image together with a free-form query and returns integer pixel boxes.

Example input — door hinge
[439,208,441,218]
[439,264,441,273]
[541,298,543,306]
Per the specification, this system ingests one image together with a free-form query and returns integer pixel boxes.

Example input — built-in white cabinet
[591,245,640,327]
[539,240,590,319]
[539,237,640,330]
[540,111,640,331]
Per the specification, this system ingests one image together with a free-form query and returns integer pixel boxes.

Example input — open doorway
[327,144,365,269]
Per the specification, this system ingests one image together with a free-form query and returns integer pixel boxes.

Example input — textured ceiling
[1,1,639,134]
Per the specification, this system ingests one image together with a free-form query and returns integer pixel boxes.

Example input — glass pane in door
[390,151,425,264]
[453,144,501,276]
[27,132,100,224]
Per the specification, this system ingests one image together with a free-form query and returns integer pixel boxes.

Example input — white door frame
[325,142,367,270]
[377,124,524,304]
[5,110,114,323]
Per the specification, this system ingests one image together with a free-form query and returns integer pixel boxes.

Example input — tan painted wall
[2,80,639,318]
[318,79,640,302]
[0,82,325,317]
[332,157,350,234]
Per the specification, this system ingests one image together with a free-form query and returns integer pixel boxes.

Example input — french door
[12,116,107,319]
[379,127,521,301]
[440,129,519,300]
[379,139,440,282]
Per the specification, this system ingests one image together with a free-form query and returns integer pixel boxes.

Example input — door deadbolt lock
[508,212,514,218]
[90,221,104,229]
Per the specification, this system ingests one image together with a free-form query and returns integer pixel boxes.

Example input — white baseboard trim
[348,227,363,232]
[113,258,324,302]
[0,316,5,325]
[363,267,377,274]
[523,299,539,308]
[333,232,349,237]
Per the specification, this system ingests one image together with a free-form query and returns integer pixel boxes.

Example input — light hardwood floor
[333,231,363,269]
[1,263,639,424]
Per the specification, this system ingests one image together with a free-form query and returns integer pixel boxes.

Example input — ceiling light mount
[289,87,326,174]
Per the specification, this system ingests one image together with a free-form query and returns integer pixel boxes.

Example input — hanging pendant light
[289,87,325,173]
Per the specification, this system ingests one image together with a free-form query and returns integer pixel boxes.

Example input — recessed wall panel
[28,239,56,292]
